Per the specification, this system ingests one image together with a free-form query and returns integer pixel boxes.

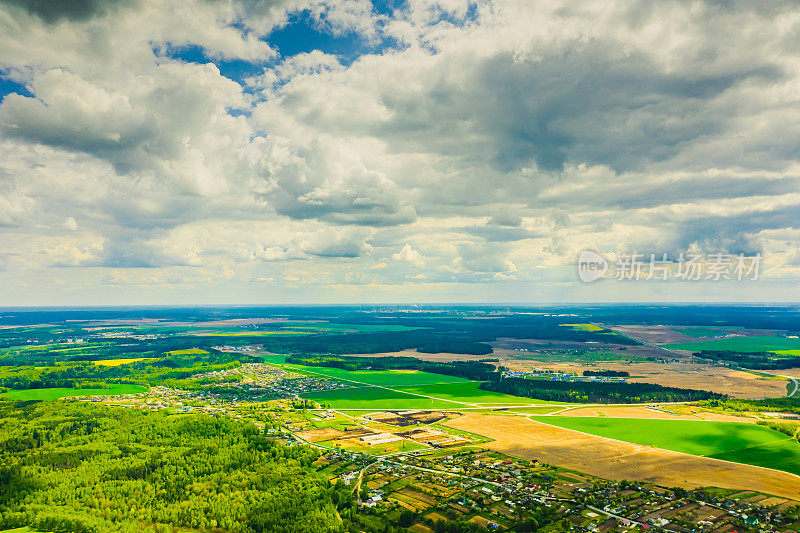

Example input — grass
[772,350,800,357]
[93,357,158,366]
[165,348,208,355]
[539,416,800,476]
[301,386,468,409]
[396,382,562,405]
[664,336,800,353]
[560,323,604,332]
[258,353,288,364]
[283,364,472,387]
[0,384,147,401]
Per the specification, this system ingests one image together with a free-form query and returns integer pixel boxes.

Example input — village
[313,446,800,533]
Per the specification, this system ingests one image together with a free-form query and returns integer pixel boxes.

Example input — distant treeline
[480,377,725,404]
[582,370,630,377]
[285,355,500,381]
[693,350,800,370]
[700,397,800,415]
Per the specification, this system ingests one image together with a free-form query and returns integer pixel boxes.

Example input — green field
[396,382,561,405]
[539,417,800,476]
[301,386,467,409]
[283,364,471,387]
[665,335,800,353]
[0,384,147,401]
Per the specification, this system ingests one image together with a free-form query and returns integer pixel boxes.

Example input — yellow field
[166,348,209,355]
[560,323,603,332]
[93,358,158,366]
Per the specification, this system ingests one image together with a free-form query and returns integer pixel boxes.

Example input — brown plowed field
[444,413,800,501]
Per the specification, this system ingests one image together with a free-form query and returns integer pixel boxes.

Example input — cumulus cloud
[0,0,799,303]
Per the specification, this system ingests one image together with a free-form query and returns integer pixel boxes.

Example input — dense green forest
[285,355,500,381]
[481,378,726,404]
[0,401,354,533]
[693,350,800,370]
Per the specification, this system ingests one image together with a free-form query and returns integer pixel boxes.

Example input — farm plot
[0,384,147,401]
[300,386,467,409]
[396,382,560,405]
[283,365,471,387]
[665,336,800,353]
[539,417,800,476]
[445,414,800,500]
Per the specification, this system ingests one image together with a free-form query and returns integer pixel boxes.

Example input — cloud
[0,0,799,303]
[2,0,134,23]
[392,243,426,266]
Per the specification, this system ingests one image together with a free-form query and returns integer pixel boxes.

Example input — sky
[0,0,799,305]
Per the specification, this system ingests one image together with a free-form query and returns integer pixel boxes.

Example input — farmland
[538,416,800,475]
[300,386,470,409]
[396,381,562,405]
[283,365,472,387]
[92,357,159,366]
[665,335,800,352]
[446,413,800,500]
[0,383,147,401]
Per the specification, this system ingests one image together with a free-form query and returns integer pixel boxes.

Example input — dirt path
[445,413,800,501]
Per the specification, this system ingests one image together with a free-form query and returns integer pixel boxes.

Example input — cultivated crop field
[283,365,472,387]
[446,413,800,500]
[0,384,147,401]
[300,386,467,409]
[665,335,800,353]
[539,416,800,476]
[396,382,563,405]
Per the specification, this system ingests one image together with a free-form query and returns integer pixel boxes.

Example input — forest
[0,401,354,533]
[480,377,726,404]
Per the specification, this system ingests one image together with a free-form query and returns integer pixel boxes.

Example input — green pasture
[396,382,561,405]
[282,364,471,387]
[0,384,147,401]
[665,336,800,353]
[539,416,800,476]
[301,386,466,410]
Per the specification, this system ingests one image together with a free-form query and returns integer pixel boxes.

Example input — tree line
[480,377,726,403]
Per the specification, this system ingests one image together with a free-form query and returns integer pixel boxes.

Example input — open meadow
[0,384,147,401]
[665,335,800,352]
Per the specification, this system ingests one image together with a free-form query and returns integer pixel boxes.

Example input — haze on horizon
[0,0,799,306]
